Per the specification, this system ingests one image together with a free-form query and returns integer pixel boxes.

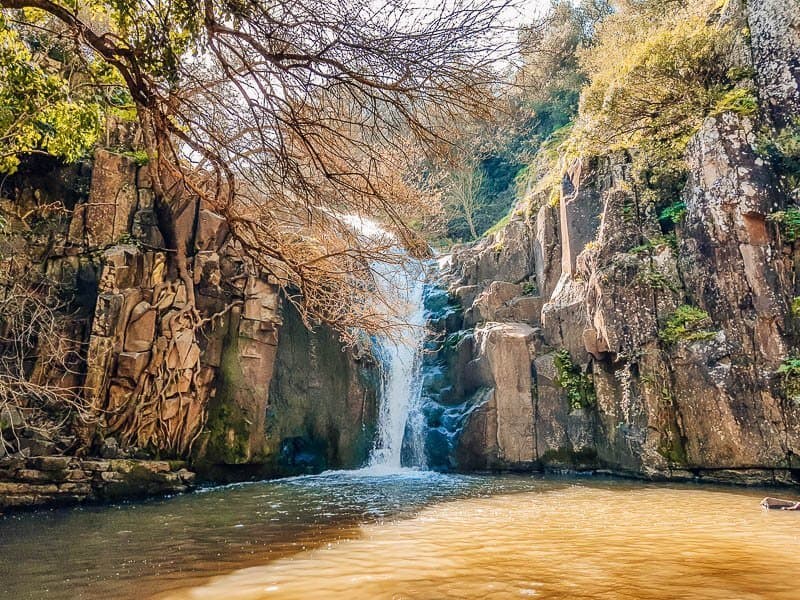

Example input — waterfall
[367,260,428,471]
[341,215,429,472]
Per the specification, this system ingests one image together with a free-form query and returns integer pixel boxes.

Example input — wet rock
[100,437,122,459]
[456,323,537,468]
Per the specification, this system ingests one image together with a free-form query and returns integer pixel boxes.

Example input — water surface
[1,472,798,599]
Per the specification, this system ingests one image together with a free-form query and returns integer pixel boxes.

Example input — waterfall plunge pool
[1,472,798,599]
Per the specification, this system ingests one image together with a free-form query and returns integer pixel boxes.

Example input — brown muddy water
[1,471,798,599]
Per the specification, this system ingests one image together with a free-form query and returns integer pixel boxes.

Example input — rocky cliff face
[423,0,800,485]
[0,149,379,499]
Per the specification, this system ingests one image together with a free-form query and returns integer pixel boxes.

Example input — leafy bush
[659,305,716,344]
[767,207,800,242]
[0,14,108,173]
[777,356,800,405]
[570,0,747,200]
[711,88,759,117]
[554,349,596,410]
[791,297,800,319]
[659,201,687,225]
[630,234,678,256]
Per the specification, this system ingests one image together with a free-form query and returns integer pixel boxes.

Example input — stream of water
[1,474,799,599]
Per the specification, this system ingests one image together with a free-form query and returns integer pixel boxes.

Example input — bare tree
[1,0,516,338]
[0,251,92,456]
[447,162,485,239]
[0,0,523,454]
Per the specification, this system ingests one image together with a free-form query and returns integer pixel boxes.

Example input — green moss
[200,319,252,465]
[791,297,800,319]
[630,233,677,256]
[659,304,716,344]
[657,435,688,465]
[655,387,688,465]
[444,330,469,350]
[553,350,596,411]
[758,119,800,193]
[521,281,538,296]
[122,149,150,165]
[484,210,512,238]
[637,265,678,292]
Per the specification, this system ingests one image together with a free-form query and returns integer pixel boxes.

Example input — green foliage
[123,149,150,166]
[756,118,800,193]
[570,0,748,198]
[432,1,607,243]
[659,304,716,344]
[0,14,104,173]
[790,297,800,319]
[712,88,758,117]
[630,233,677,255]
[522,281,538,296]
[483,210,512,238]
[659,201,687,225]
[767,207,800,242]
[554,349,596,411]
[638,264,677,292]
[778,356,800,405]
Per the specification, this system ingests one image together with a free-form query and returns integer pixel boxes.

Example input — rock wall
[1,149,380,508]
[425,0,800,485]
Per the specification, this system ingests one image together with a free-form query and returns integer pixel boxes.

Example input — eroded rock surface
[425,7,800,483]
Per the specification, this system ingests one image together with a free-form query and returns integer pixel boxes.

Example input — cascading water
[367,260,428,471]
[341,215,429,472]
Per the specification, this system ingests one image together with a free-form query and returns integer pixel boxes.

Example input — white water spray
[341,216,429,472]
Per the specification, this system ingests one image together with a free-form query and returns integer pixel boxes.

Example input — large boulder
[455,322,537,469]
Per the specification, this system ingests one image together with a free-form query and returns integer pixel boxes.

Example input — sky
[507,0,552,26]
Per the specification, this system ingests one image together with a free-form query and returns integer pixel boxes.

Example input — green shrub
[659,201,687,225]
[777,356,800,405]
[637,265,678,292]
[767,207,800,242]
[554,349,596,410]
[791,297,800,319]
[757,118,800,193]
[575,1,742,173]
[711,88,758,117]
[123,149,150,166]
[630,234,677,256]
[659,304,716,344]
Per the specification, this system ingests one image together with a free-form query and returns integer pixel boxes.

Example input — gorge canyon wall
[0,151,378,509]
[420,0,800,486]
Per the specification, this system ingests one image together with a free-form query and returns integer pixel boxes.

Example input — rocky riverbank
[0,456,195,511]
